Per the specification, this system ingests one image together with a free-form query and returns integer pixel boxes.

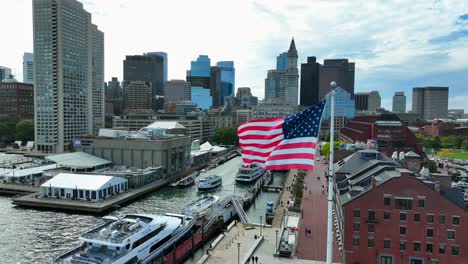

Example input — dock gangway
[231,196,251,225]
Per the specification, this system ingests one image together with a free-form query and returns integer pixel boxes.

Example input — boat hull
[235,170,265,184]
[197,183,221,192]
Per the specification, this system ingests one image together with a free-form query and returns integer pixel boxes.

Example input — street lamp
[260,216,263,236]
[237,242,240,264]
[275,230,279,252]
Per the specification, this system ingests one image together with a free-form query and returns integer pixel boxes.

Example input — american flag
[237,100,326,171]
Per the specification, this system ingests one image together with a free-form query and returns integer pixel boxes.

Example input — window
[427,214,434,223]
[414,242,421,252]
[427,228,434,237]
[380,256,393,264]
[384,197,391,206]
[400,240,406,250]
[353,209,360,217]
[384,239,391,249]
[417,199,425,208]
[368,210,376,221]
[451,245,459,256]
[368,237,374,247]
[395,198,412,210]
[439,215,445,224]
[431,260,439,264]
[368,223,375,233]
[414,213,420,222]
[400,226,406,235]
[384,211,391,220]
[353,237,359,246]
[427,243,433,253]
[447,230,455,240]
[400,212,407,221]
[439,244,446,254]
[91,191,96,200]
[452,216,460,225]
[353,223,360,232]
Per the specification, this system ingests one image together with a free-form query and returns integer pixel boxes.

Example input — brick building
[0,81,34,121]
[339,114,423,157]
[334,150,468,264]
[421,119,468,136]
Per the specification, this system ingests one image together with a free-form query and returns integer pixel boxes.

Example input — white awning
[41,173,126,191]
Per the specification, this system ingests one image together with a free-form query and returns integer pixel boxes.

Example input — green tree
[427,160,437,173]
[0,122,16,143]
[15,120,34,141]
[462,139,468,150]
[212,127,238,145]
[432,136,442,150]
[321,141,343,158]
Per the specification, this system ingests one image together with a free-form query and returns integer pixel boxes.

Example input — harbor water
[0,157,284,264]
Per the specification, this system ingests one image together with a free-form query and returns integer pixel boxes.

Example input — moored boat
[53,213,195,264]
[196,175,222,191]
[182,194,220,217]
[235,164,265,183]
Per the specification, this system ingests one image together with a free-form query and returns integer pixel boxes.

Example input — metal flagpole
[326,82,336,264]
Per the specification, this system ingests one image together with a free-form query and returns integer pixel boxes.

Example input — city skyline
[2,0,468,111]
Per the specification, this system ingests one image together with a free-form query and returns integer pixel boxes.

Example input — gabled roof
[144,121,186,130]
[404,151,421,158]
[41,173,126,190]
[46,152,111,169]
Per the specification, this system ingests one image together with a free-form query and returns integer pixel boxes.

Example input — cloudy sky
[2,0,468,111]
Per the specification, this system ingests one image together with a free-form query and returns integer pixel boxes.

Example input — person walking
[251,255,255,263]
[255,256,258,263]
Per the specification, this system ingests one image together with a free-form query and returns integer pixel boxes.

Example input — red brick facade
[343,174,468,264]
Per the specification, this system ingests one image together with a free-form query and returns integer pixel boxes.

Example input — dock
[12,178,172,214]
[0,182,37,195]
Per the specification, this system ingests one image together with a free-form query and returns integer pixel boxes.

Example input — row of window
[352,237,460,255]
[353,222,456,240]
[353,209,461,225]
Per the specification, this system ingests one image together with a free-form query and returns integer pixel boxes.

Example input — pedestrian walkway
[272,170,296,228]
[295,157,341,262]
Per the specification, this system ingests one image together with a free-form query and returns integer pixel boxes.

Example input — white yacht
[235,164,265,183]
[182,194,220,217]
[53,213,195,264]
[196,175,222,191]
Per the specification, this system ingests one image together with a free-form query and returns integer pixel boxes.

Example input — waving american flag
[237,100,326,171]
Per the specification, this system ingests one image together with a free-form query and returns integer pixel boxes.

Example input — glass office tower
[216,61,235,106]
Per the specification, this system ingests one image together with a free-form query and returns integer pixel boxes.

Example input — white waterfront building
[40,173,128,201]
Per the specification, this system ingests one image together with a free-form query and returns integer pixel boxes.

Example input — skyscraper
[264,38,299,106]
[187,55,211,109]
[126,81,152,111]
[33,0,104,152]
[392,92,406,113]
[300,56,321,106]
[276,52,288,70]
[281,38,299,106]
[189,55,210,77]
[0,66,12,81]
[318,59,355,100]
[164,80,191,102]
[412,87,449,120]
[216,61,235,106]
[354,91,381,113]
[123,54,164,110]
[210,66,221,108]
[106,77,122,99]
[23,53,34,84]
[144,52,168,82]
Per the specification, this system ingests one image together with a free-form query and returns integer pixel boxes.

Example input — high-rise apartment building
[0,80,34,121]
[216,61,235,106]
[265,70,282,100]
[33,0,104,152]
[164,80,190,103]
[412,87,449,120]
[392,91,406,113]
[123,54,164,110]
[144,52,168,82]
[0,66,12,81]
[23,53,34,84]
[210,66,221,108]
[300,56,321,106]
[355,91,381,113]
[276,52,288,70]
[264,39,299,106]
[318,59,355,100]
[126,81,152,111]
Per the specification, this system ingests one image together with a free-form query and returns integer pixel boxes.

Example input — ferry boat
[53,213,195,264]
[196,175,222,191]
[235,164,265,183]
[182,194,220,217]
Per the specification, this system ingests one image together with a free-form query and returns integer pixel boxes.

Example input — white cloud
[1,0,468,110]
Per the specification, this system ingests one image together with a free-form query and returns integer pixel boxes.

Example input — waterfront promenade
[295,156,341,263]
[272,170,296,228]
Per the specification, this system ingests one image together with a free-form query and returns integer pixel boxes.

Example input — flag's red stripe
[239,117,284,125]
[267,153,315,161]
[237,124,283,135]
[239,141,283,149]
[273,142,317,150]
[242,158,266,164]
[239,133,283,140]
[241,150,271,157]
[265,164,315,171]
